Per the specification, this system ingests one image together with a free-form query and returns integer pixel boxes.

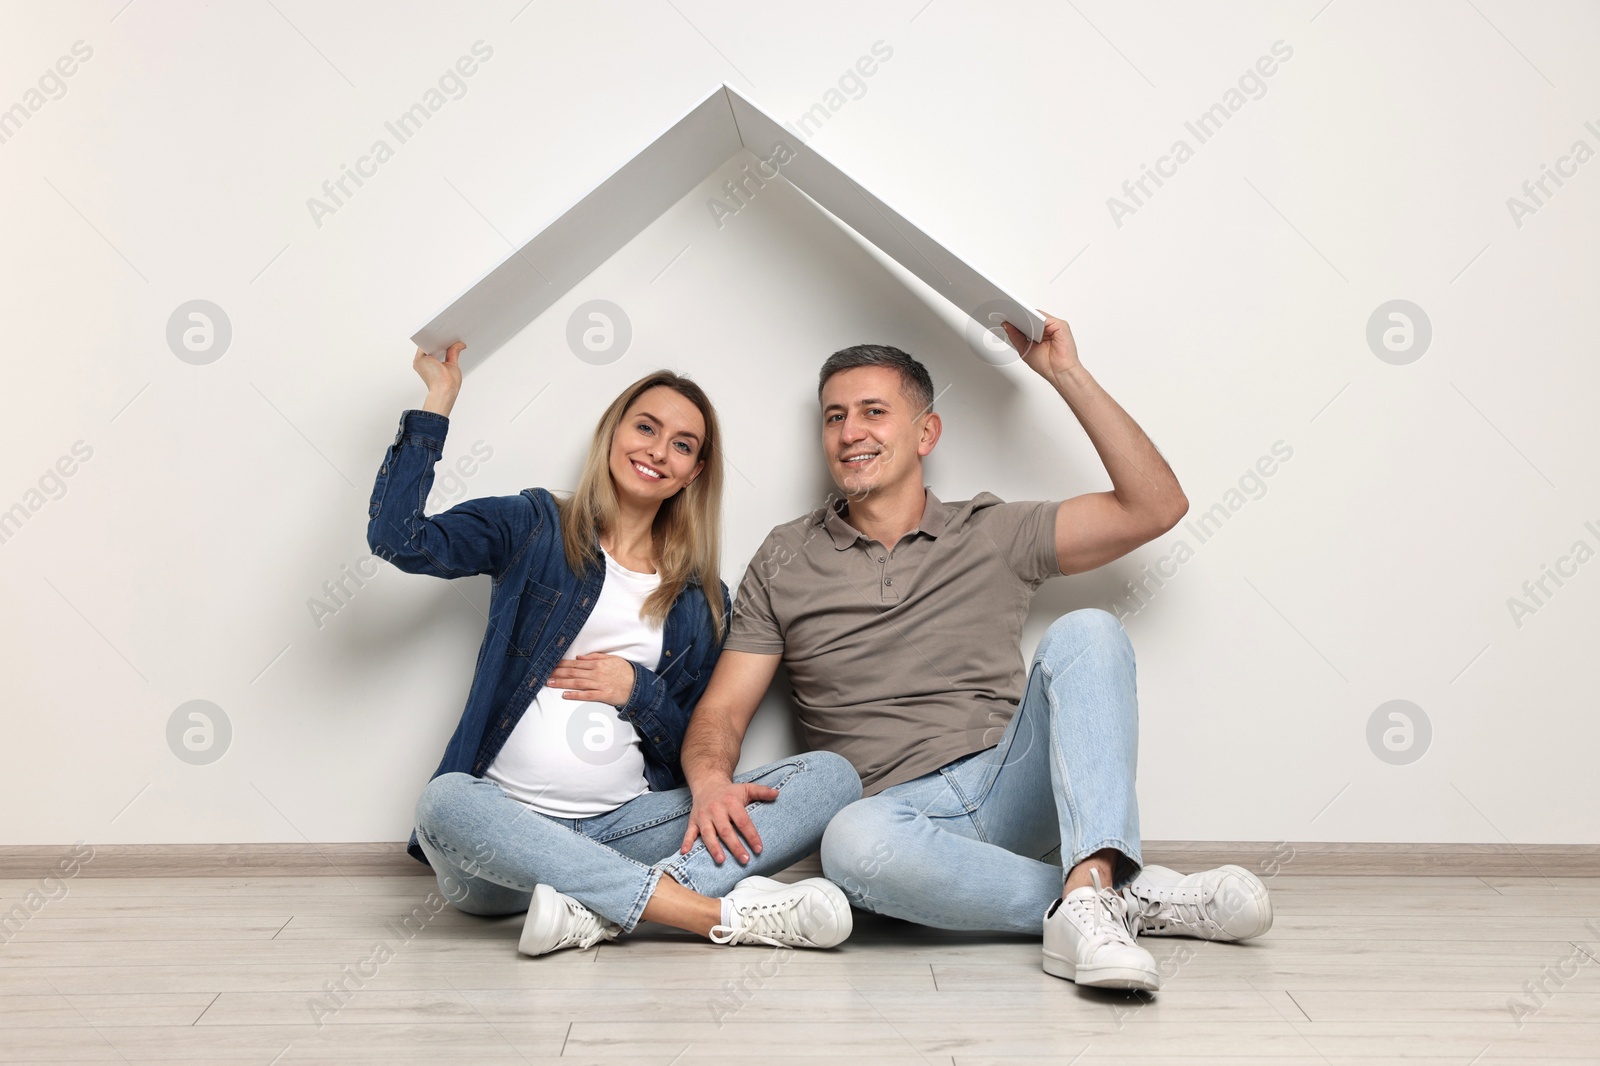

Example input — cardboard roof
[410,82,1044,362]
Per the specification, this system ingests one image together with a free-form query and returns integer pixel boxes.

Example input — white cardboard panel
[723,85,1046,345]
[410,88,742,367]
[411,83,1043,365]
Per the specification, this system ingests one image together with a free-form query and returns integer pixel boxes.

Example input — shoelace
[709,894,809,948]
[1125,881,1216,936]
[556,895,618,950]
[1065,869,1141,950]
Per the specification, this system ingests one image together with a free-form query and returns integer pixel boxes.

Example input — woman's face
[608,385,707,507]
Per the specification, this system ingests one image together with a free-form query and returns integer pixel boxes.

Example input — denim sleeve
[366,409,531,581]
[621,656,701,773]
[621,584,730,773]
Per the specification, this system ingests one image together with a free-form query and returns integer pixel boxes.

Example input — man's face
[819,366,936,498]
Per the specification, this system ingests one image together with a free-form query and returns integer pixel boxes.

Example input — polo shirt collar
[823,488,946,550]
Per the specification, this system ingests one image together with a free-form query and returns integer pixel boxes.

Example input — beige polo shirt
[725,489,1061,794]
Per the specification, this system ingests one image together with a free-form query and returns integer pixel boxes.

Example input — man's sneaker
[710,875,853,948]
[518,883,621,956]
[1043,869,1160,991]
[1122,864,1273,941]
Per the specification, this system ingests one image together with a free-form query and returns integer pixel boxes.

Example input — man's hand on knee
[682,779,780,865]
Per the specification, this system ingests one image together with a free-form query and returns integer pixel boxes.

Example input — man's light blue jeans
[820,609,1142,934]
[414,751,861,932]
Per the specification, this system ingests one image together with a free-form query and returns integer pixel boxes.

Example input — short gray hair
[817,344,935,414]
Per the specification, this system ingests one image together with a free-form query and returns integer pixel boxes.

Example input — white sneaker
[1122,864,1273,941]
[1042,869,1160,990]
[710,875,853,948]
[518,883,621,956]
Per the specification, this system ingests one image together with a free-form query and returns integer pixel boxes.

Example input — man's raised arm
[678,650,783,865]
[1002,311,1189,577]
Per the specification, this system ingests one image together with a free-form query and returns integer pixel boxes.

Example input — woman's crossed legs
[414,751,861,948]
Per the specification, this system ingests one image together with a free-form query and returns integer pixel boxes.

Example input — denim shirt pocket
[507,578,562,656]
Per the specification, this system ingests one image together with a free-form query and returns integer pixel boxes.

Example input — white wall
[2,0,1595,848]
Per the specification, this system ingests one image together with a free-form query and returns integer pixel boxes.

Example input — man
[678,310,1272,990]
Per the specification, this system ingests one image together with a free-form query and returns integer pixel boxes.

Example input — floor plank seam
[40,975,128,1062]
[191,990,221,1026]
[1284,989,1313,1022]
[844,976,937,1063]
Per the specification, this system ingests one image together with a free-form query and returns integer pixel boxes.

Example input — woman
[366,341,861,955]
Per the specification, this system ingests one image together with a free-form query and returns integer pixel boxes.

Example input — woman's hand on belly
[546,653,636,707]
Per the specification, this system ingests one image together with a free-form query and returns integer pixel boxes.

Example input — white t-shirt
[485,548,662,818]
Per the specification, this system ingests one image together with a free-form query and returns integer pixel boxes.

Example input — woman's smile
[630,458,666,481]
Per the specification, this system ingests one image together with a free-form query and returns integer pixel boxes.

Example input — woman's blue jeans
[414,751,861,932]
[820,609,1142,934]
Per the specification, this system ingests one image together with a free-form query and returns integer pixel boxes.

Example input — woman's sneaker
[711,875,853,948]
[1121,864,1273,941]
[1042,869,1160,991]
[518,883,622,956]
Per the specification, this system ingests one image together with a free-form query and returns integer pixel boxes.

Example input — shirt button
[884,577,893,586]
[878,556,885,563]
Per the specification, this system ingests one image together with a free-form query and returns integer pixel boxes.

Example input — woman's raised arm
[415,340,464,416]
[366,340,532,581]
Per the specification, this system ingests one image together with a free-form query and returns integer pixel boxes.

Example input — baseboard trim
[0,843,421,879]
[3,841,1598,879]
[1139,841,1600,878]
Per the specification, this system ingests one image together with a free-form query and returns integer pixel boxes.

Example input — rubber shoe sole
[1043,948,1160,991]
[518,883,615,956]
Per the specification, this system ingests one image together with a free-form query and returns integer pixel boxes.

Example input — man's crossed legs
[820,608,1272,990]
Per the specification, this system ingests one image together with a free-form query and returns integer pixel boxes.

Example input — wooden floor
[2,870,1598,1064]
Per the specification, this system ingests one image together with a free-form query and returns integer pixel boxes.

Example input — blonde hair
[556,371,725,639]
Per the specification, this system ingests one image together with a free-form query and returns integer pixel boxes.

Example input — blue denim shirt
[367,409,731,866]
